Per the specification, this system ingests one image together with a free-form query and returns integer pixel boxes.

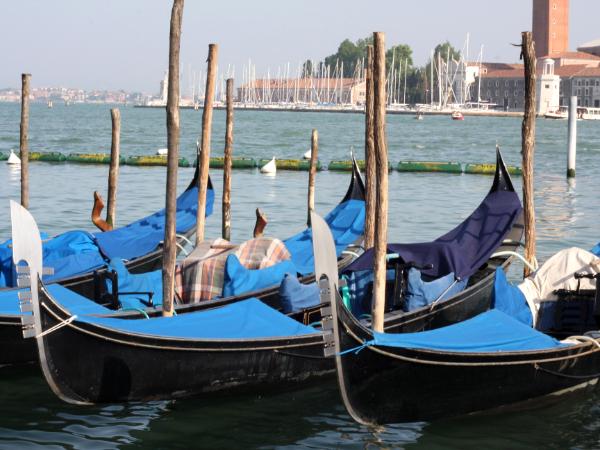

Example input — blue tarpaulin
[75,297,318,339]
[0,182,212,288]
[0,284,111,316]
[371,309,566,353]
[95,186,213,261]
[346,190,522,280]
[284,199,365,275]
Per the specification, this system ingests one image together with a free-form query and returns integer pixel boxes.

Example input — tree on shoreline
[307,37,461,104]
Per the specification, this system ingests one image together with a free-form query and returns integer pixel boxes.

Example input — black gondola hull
[1,162,366,366]
[334,300,600,423]
[36,284,331,403]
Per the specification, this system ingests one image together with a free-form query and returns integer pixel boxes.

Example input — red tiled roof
[575,66,600,77]
[481,69,524,78]
[541,51,600,60]
[553,64,588,77]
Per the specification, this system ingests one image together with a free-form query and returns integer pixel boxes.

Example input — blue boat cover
[105,258,164,309]
[0,183,212,287]
[75,297,318,339]
[0,284,110,316]
[491,267,532,326]
[222,255,297,297]
[284,199,365,275]
[94,185,213,261]
[346,190,522,280]
[371,309,566,353]
[591,242,600,256]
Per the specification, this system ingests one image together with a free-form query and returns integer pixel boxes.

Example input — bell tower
[532,0,569,58]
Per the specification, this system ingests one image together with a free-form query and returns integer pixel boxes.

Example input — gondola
[12,152,524,404]
[1,167,212,293]
[323,223,600,423]
[0,168,214,364]
[334,148,524,334]
[1,161,365,366]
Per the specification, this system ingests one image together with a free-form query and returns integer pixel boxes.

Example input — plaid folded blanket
[175,237,291,303]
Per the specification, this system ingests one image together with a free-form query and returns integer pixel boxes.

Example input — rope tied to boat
[336,339,374,356]
[36,315,78,338]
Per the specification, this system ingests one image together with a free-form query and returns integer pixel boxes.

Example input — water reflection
[0,366,171,450]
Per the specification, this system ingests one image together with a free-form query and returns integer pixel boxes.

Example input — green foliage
[306,37,462,104]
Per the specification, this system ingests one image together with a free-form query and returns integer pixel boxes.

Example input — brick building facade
[532,0,569,58]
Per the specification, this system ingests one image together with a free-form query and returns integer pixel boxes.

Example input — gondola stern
[341,156,366,203]
[185,160,213,192]
[490,145,516,193]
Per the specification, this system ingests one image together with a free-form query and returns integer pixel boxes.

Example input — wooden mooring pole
[20,73,31,209]
[222,78,234,241]
[196,43,219,246]
[307,129,318,225]
[371,32,389,333]
[521,31,537,278]
[162,0,184,317]
[106,108,121,228]
[364,45,376,250]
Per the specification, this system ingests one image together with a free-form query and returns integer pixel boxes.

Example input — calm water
[0,103,599,448]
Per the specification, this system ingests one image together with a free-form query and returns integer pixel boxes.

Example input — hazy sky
[2,0,599,94]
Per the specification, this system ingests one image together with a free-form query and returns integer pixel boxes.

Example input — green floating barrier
[328,160,364,171]
[208,156,256,169]
[126,155,190,167]
[0,152,7,161]
[258,158,322,171]
[328,159,392,172]
[67,153,127,164]
[398,161,462,173]
[29,151,67,162]
[464,163,522,176]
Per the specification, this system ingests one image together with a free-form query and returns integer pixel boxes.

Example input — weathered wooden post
[20,73,31,209]
[162,0,184,317]
[307,129,318,225]
[222,78,234,241]
[567,95,577,178]
[106,108,121,228]
[371,32,389,333]
[521,31,537,278]
[364,45,376,250]
[196,43,219,246]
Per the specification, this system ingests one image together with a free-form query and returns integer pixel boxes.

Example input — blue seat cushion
[404,268,468,312]
[222,255,297,298]
[279,273,320,313]
[105,258,163,309]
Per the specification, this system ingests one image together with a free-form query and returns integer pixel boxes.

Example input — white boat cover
[519,247,600,325]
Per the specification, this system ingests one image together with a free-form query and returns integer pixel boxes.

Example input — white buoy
[303,149,311,160]
[7,149,21,165]
[156,148,168,156]
[260,157,277,174]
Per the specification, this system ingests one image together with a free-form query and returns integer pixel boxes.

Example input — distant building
[475,66,526,111]
[578,39,600,58]
[236,78,366,105]
[556,65,600,107]
[532,0,569,58]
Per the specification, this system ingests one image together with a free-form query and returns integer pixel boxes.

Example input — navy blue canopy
[346,189,522,280]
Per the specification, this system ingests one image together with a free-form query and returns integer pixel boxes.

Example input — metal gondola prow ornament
[10,200,44,340]
[310,210,373,426]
